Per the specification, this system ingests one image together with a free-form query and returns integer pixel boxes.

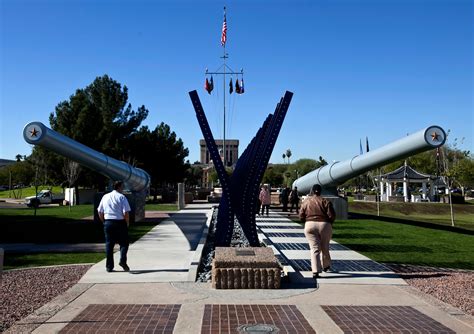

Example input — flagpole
[205,6,244,167]
[223,7,227,167]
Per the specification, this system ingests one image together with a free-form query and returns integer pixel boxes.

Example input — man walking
[97,181,131,272]
[289,186,300,213]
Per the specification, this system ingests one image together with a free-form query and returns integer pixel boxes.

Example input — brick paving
[201,304,315,334]
[322,305,455,333]
[59,304,181,333]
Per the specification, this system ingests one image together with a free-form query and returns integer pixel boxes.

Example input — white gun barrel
[293,125,446,195]
[23,121,150,193]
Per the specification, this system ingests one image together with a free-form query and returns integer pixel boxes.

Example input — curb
[187,207,215,281]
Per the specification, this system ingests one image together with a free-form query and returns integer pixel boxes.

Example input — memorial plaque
[235,249,256,256]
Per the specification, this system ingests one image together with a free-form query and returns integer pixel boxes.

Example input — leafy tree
[35,74,149,189]
[127,123,189,198]
[0,161,35,188]
[382,150,438,175]
[280,158,328,188]
[262,166,284,186]
[185,164,204,188]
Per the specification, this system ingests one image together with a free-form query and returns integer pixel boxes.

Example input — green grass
[291,200,474,269]
[0,204,167,269]
[331,218,473,270]
[0,186,63,199]
[0,204,166,243]
[145,203,178,211]
[349,201,474,231]
[3,252,105,270]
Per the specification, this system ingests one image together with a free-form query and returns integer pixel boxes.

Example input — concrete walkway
[78,205,213,284]
[8,205,473,333]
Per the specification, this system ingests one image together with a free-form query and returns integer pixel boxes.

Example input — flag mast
[205,6,244,167]
[223,6,227,167]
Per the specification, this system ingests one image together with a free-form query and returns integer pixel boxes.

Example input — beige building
[200,139,239,166]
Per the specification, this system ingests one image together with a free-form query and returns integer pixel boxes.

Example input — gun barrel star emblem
[431,131,440,141]
[30,127,39,137]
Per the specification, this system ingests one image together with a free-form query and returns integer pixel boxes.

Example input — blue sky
[1,0,472,165]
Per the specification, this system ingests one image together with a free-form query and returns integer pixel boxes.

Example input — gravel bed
[0,264,91,332]
[387,264,474,316]
[197,208,250,282]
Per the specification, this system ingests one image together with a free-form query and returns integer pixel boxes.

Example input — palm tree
[286,149,292,164]
[282,153,286,164]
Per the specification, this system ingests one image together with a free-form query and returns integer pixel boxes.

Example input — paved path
[78,205,213,283]
[7,205,472,333]
[256,213,406,286]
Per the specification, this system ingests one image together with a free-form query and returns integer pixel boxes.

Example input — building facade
[199,139,239,167]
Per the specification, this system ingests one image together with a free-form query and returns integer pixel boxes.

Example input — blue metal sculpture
[189,90,293,246]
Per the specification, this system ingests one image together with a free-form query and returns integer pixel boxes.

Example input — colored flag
[240,78,245,93]
[209,76,214,93]
[235,79,241,94]
[366,136,370,153]
[229,78,233,94]
[205,78,211,94]
[359,139,363,155]
[221,7,227,46]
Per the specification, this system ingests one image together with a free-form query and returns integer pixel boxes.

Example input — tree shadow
[340,244,431,253]
[333,233,393,239]
[349,212,474,236]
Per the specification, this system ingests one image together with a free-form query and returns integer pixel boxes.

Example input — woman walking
[299,184,336,283]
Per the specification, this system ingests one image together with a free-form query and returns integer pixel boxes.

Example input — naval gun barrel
[293,125,446,195]
[23,121,150,193]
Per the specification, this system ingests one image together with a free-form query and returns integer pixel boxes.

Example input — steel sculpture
[23,121,150,221]
[189,90,293,246]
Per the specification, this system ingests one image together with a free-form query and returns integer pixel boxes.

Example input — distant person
[97,181,131,272]
[259,185,271,216]
[281,187,290,212]
[299,184,336,283]
[255,185,263,216]
[289,186,300,213]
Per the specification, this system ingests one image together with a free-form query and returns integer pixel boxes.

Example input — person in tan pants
[299,184,336,280]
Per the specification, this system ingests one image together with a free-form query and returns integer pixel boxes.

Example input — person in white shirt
[97,181,131,272]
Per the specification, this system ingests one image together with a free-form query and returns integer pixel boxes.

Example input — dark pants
[282,201,288,212]
[261,204,270,216]
[104,219,129,270]
[290,201,299,213]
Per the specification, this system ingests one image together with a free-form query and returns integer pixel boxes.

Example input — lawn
[291,200,474,270]
[0,204,172,268]
[331,218,473,270]
[0,204,171,243]
[3,253,105,270]
[145,203,178,211]
[349,201,474,231]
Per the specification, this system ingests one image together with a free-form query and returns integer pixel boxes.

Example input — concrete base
[212,247,281,289]
[324,196,348,220]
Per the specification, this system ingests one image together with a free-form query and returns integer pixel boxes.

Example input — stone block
[212,247,281,289]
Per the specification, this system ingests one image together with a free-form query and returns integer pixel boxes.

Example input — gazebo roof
[379,163,435,181]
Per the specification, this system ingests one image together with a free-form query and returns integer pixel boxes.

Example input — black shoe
[323,266,330,272]
[119,262,130,272]
[313,273,319,279]
[106,267,113,272]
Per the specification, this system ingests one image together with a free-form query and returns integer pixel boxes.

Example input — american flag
[221,8,227,46]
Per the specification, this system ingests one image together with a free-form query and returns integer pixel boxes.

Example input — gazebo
[376,161,443,202]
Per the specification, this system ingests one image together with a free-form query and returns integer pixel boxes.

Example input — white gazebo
[376,161,443,202]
